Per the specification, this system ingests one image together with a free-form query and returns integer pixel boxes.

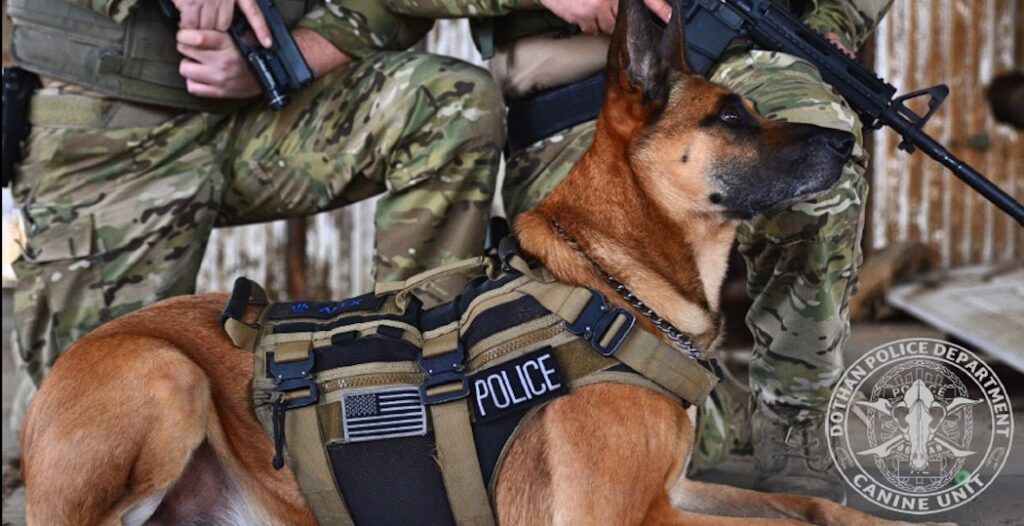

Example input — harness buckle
[565,290,636,357]
[266,351,319,410]
[418,342,471,405]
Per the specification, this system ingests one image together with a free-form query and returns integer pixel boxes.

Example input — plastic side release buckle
[564,289,636,357]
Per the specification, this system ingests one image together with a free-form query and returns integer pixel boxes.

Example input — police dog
[20,2,925,525]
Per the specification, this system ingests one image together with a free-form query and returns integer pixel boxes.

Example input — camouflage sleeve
[295,0,542,58]
[295,0,435,58]
[380,0,543,18]
[802,0,894,52]
[61,0,138,22]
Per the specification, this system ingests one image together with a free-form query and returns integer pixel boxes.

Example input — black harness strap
[506,72,605,155]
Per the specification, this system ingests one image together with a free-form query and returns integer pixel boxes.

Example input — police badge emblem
[827,338,1013,514]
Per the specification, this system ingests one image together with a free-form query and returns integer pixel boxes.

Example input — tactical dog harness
[221,248,720,525]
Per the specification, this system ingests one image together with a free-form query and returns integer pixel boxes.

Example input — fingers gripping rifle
[158,0,313,109]
[677,0,1024,226]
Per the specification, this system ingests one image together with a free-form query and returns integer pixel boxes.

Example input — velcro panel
[327,434,455,526]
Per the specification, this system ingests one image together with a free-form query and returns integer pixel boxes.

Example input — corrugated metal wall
[870,0,1023,267]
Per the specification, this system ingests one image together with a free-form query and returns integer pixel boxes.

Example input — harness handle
[374,257,499,307]
[220,277,269,351]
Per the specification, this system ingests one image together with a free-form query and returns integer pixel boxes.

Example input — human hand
[824,32,856,59]
[540,0,673,34]
[171,0,272,48]
[177,29,261,99]
[540,0,617,34]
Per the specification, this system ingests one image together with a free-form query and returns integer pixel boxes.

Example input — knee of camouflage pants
[367,54,504,295]
[713,50,869,422]
[218,51,503,302]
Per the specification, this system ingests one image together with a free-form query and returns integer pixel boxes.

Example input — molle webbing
[7,0,308,112]
[226,254,720,525]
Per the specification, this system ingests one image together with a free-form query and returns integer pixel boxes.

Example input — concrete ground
[2,289,1022,525]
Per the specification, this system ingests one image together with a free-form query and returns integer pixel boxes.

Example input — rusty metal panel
[870,0,1023,268]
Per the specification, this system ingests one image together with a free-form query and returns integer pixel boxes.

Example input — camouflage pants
[504,50,868,467]
[9,51,503,434]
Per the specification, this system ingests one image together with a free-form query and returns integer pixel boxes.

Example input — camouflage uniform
[7,3,504,433]
[330,0,892,477]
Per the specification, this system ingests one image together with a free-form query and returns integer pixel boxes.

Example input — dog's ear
[607,0,691,105]
[658,2,691,75]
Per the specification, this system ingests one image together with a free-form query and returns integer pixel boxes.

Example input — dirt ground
[2,289,1023,525]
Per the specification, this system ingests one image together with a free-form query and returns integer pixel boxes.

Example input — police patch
[268,292,385,320]
[470,348,567,423]
[341,386,428,442]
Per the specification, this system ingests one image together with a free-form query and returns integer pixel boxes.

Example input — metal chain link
[549,221,704,361]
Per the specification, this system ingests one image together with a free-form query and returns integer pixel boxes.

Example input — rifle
[677,0,1024,226]
[2,67,40,187]
[157,0,313,110]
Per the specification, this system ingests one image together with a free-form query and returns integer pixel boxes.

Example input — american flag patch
[341,386,427,443]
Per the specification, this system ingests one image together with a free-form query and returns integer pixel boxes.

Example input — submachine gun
[677,0,1024,226]
[157,0,313,110]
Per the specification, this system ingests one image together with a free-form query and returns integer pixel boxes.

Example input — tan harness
[221,252,720,525]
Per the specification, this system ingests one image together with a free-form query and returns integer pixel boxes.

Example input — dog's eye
[720,107,741,125]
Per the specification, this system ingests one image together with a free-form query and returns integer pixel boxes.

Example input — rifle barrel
[887,117,1024,227]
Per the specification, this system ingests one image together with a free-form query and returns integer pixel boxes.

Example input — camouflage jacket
[311,0,892,57]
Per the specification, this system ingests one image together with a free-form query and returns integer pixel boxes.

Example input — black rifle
[158,0,313,109]
[2,67,41,187]
[677,0,1024,226]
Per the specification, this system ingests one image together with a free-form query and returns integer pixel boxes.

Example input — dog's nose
[821,131,855,158]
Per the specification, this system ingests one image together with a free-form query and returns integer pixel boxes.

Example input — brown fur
[20,3,944,525]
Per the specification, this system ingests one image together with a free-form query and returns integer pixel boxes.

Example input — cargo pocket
[23,212,97,263]
[17,211,107,356]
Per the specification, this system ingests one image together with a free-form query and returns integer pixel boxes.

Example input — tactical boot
[752,408,846,503]
[687,364,753,475]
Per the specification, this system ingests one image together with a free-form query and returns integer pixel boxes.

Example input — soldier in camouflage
[323,0,892,502]
[5,0,503,440]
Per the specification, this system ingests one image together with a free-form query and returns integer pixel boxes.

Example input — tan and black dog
[20,2,936,525]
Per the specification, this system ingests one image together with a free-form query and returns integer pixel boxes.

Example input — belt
[29,93,185,129]
[505,72,605,155]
